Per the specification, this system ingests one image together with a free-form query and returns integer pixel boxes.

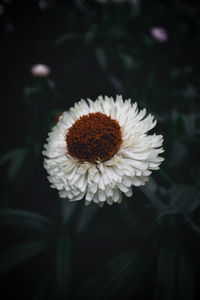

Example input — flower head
[150,27,168,42]
[31,64,51,77]
[43,96,164,206]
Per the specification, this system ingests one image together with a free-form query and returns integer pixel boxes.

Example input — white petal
[107,197,113,205]
[131,177,145,186]
[117,183,129,193]
[69,191,86,202]
[85,190,94,201]
[113,189,121,203]
[124,188,133,197]
[88,183,98,194]
[93,193,99,204]
[105,185,114,197]
[98,190,106,202]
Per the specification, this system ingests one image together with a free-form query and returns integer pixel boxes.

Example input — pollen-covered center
[66,112,122,163]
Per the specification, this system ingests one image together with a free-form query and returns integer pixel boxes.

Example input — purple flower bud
[150,27,168,42]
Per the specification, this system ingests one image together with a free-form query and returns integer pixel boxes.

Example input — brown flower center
[66,112,122,163]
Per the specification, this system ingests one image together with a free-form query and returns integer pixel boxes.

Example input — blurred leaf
[181,85,198,100]
[24,86,43,97]
[76,204,99,233]
[84,25,97,44]
[169,140,187,166]
[61,199,77,225]
[61,199,80,227]
[170,66,192,79]
[183,114,198,138]
[171,110,179,123]
[120,53,135,69]
[78,249,152,300]
[0,240,49,275]
[140,177,167,213]
[158,185,200,220]
[53,33,78,46]
[154,241,194,300]
[109,75,123,92]
[184,217,200,236]
[107,27,131,41]
[55,237,71,300]
[0,148,28,182]
[0,209,56,237]
[95,48,107,71]
[169,185,200,215]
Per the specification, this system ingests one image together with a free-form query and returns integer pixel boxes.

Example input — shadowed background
[0,0,200,299]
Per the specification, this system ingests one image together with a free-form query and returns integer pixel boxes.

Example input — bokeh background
[0,0,200,299]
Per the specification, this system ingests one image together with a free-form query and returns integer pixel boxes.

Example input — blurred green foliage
[0,0,200,299]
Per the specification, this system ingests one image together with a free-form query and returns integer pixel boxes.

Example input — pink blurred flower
[31,64,51,77]
[150,27,168,42]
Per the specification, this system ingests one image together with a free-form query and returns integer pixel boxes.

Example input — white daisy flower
[43,95,164,206]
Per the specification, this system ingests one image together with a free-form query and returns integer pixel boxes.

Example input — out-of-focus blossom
[31,64,51,77]
[150,27,168,42]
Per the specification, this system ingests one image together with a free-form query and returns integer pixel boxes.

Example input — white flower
[31,64,51,77]
[43,95,164,206]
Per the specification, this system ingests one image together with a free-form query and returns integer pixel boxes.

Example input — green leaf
[0,208,55,237]
[78,250,152,300]
[55,237,71,300]
[154,241,194,300]
[0,240,49,275]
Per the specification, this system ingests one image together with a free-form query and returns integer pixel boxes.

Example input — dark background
[0,0,200,299]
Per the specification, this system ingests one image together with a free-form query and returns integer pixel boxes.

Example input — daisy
[43,95,164,206]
